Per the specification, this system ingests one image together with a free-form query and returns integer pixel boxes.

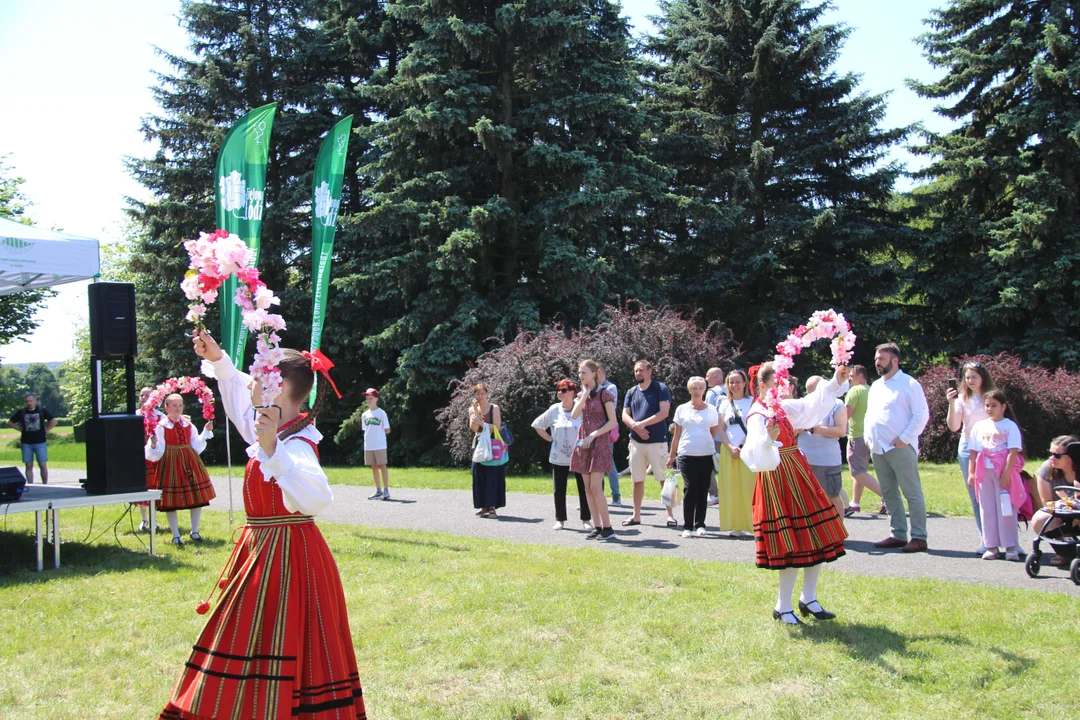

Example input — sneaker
[553,521,565,530]
[695,527,707,537]
[382,491,391,501]
[583,521,594,531]
[981,549,998,560]
[610,498,623,507]
[707,495,719,506]
[682,529,692,538]
[600,527,615,539]
[585,527,602,540]
[877,503,887,515]
[368,490,384,500]
[976,544,987,555]
[1005,548,1020,561]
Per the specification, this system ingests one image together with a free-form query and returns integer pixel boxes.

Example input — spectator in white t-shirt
[362,388,392,500]
[667,376,719,537]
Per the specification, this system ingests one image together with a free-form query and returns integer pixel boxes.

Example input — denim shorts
[21,442,48,464]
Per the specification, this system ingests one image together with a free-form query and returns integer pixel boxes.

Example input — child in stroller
[1025,438,1080,584]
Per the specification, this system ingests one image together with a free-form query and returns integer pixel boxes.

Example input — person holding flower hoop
[144,392,215,545]
[743,362,850,625]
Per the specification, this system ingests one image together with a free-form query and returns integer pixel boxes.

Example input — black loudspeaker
[88,282,137,359]
[0,466,26,502]
[82,415,146,495]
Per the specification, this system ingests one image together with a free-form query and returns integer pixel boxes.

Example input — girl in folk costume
[158,329,366,720]
[136,385,165,533]
[145,393,215,545]
[742,362,850,625]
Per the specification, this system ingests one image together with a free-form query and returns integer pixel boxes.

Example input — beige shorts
[365,449,388,467]
[628,441,668,483]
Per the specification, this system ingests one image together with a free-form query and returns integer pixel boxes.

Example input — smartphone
[947,379,958,391]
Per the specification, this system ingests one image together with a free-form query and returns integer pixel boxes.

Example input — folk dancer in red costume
[136,385,166,532]
[158,330,366,720]
[145,393,215,545]
[742,363,850,625]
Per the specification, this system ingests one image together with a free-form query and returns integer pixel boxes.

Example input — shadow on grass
[0,531,196,585]
[349,532,473,553]
[800,622,1035,680]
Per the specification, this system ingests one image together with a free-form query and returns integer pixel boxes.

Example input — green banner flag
[215,102,277,368]
[309,115,353,404]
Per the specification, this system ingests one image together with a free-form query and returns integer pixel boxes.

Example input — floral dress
[570,389,614,474]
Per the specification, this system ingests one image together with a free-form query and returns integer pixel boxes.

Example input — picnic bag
[482,424,510,467]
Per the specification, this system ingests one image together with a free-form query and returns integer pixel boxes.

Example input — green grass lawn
[0,508,1075,719]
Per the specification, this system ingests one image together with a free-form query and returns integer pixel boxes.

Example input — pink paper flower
[762,309,856,423]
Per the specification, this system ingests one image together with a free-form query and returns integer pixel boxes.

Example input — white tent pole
[225,417,235,525]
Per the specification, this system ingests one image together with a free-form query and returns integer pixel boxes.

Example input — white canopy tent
[0,217,100,295]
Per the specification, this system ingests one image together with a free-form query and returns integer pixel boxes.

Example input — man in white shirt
[704,367,727,505]
[864,343,930,553]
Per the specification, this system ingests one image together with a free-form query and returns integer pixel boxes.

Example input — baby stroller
[1025,485,1080,585]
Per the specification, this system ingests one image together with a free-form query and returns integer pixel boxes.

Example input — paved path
[40,469,1080,596]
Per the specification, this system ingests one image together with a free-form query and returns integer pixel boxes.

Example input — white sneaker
[1005,548,1020,561]
[553,521,565,530]
[583,521,594,531]
[682,529,692,538]
[976,544,986,555]
[695,527,707,537]
[707,495,719,506]
[981,549,999,560]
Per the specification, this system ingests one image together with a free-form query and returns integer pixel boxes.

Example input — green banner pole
[309,115,353,405]
[215,102,277,369]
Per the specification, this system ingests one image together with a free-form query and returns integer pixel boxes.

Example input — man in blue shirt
[620,360,672,525]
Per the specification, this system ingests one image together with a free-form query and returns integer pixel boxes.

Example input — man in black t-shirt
[8,393,57,484]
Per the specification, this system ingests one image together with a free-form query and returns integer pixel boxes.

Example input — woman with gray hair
[667,376,719,537]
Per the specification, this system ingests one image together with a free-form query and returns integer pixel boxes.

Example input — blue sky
[0,0,953,364]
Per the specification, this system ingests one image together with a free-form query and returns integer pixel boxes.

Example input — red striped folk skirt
[752,446,847,569]
[135,460,160,508]
[157,445,216,512]
[160,515,366,720]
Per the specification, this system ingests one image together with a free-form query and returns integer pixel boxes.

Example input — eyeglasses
[1050,451,1066,459]
[964,362,983,369]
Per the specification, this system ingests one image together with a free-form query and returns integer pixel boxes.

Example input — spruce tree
[644,0,911,354]
[0,154,51,347]
[337,0,668,461]
[909,0,1080,367]
[126,0,387,457]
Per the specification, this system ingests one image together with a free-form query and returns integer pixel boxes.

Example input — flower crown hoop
[181,229,286,403]
[764,309,856,423]
[142,376,216,439]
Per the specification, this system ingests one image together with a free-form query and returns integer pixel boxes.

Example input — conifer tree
[0,154,51,347]
[336,0,668,460]
[909,0,1080,367]
[644,0,910,353]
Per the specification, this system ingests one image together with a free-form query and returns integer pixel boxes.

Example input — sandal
[487,509,498,519]
[665,519,678,527]
[621,518,641,526]
[475,509,488,517]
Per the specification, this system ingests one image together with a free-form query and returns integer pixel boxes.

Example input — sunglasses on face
[1050,451,1066,459]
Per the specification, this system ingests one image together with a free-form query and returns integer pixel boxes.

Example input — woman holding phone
[570,359,618,539]
[945,361,995,553]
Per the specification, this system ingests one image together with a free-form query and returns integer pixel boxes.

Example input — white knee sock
[190,507,202,534]
[799,564,823,605]
[167,511,180,538]
[776,568,799,613]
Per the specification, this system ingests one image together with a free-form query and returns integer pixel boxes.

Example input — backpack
[1017,470,1040,524]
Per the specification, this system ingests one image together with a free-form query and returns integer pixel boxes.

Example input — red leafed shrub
[435,301,743,470]
[919,353,1080,463]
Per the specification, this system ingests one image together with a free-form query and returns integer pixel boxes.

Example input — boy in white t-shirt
[362,388,392,500]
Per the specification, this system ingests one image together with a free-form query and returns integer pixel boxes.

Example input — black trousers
[553,464,591,522]
[679,455,713,530]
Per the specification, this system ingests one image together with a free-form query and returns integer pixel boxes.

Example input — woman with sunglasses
[946,361,995,553]
[532,379,593,531]
[1032,437,1080,566]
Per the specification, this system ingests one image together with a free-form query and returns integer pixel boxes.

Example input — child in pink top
[967,389,1024,561]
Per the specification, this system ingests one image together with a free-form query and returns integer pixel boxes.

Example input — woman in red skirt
[145,393,215,545]
[742,363,850,625]
[157,330,366,720]
[137,385,165,532]
[570,359,618,540]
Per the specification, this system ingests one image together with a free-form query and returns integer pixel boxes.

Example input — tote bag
[482,424,510,467]
[472,422,494,463]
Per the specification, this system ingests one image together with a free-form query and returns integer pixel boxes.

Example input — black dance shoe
[772,610,805,626]
[798,600,836,620]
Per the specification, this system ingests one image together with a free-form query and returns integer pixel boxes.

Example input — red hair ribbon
[302,349,343,399]
[748,364,762,393]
